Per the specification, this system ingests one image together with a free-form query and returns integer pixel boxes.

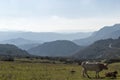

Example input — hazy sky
[0,0,120,32]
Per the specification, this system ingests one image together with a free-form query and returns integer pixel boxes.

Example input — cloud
[0,16,119,32]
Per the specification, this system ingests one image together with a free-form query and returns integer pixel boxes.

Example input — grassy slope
[0,60,120,80]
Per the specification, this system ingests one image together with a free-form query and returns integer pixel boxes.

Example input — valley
[0,0,120,80]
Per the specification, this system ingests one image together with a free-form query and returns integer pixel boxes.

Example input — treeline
[1,55,120,65]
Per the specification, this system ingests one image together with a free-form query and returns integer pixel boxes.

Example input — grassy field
[0,59,120,80]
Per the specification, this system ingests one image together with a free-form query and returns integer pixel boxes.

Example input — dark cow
[81,61,108,78]
[105,71,118,78]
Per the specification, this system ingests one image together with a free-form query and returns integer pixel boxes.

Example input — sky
[0,0,120,32]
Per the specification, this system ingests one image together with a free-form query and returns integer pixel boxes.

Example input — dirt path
[108,43,120,49]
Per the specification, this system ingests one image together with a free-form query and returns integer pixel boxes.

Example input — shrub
[0,56,14,61]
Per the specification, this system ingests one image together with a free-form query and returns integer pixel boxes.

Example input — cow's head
[103,64,108,70]
[114,71,118,74]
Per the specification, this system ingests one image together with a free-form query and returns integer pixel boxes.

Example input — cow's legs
[84,71,90,78]
[82,69,86,77]
[95,72,98,78]
[95,71,100,78]
[82,69,85,77]
[97,72,100,78]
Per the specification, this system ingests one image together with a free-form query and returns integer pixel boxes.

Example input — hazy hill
[73,24,120,46]
[73,37,120,60]
[0,38,40,50]
[0,31,92,42]
[18,43,40,50]
[28,40,83,57]
[0,44,30,57]
[0,38,39,45]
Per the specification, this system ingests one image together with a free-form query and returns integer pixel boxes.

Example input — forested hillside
[0,44,30,57]
[28,40,83,57]
[73,37,120,60]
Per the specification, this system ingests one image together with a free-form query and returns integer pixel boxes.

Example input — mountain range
[73,24,120,46]
[73,37,120,60]
[0,31,92,42]
[0,31,92,50]
[0,23,120,59]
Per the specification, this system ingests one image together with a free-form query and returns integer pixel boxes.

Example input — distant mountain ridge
[73,37,120,60]
[73,24,120,46]
[28,40,83,57]
[0,38,39,45]
[0,31,92,42]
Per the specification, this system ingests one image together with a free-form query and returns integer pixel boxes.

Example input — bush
[0,56,14,61]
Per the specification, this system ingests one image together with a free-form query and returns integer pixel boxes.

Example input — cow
[105,71,118,78]
[81,61,108,78]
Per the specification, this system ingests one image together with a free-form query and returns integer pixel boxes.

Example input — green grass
[0,60,119,80]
